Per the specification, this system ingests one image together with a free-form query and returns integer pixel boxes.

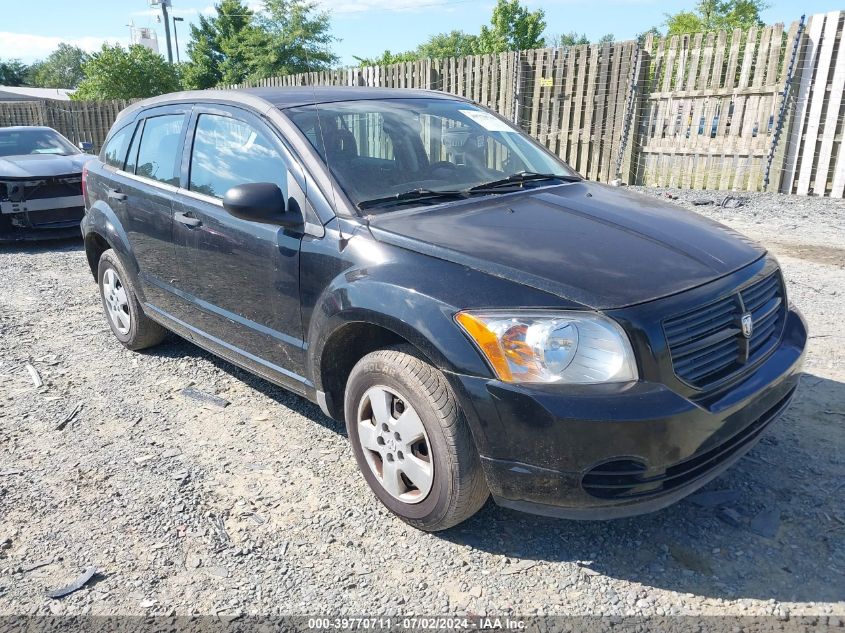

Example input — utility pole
[173,16,184,63]
[152,0,174,63]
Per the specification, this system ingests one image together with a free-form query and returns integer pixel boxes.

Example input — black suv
[81,88,806,531]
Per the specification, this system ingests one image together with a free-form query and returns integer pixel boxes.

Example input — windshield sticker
[459,110,514,132]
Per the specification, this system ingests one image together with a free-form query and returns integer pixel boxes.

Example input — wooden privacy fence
[781,10,845,197]
[634,23,796,192]
[2,11,843,197]
[0,99,132,152]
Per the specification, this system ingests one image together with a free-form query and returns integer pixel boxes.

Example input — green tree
[182,0,262,89]
[552,32,589,47]
[665,0,767,36]
[73,44,181,100]
[249,0,338,78]
[353,50,419,66]
[352,1,546,65]
[596,33,615,44]
[637,26,664,45]
[27,44,89,88]
[476,0,546,53]
[355,31,479,65]
[417,31,480,58]
[0,59,29,86]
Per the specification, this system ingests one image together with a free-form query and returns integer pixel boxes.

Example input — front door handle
[175,211,202,228]
[106,187,127,202]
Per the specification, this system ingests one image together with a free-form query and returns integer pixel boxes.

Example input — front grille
[581,387,795,500]
[663,271,786,389]
[2,175,82,201]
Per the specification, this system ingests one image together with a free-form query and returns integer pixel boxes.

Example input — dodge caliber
[80,88,806,530]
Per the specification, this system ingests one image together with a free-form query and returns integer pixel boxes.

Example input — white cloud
[0,32,130,63]
[315,0,453,14]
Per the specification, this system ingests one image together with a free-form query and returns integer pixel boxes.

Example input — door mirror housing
[78,140,94,152]
[222,183,300,227]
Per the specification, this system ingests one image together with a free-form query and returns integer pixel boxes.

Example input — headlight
[455,311,638,384]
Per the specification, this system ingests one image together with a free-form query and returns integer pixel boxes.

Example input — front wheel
[345,345,489,531]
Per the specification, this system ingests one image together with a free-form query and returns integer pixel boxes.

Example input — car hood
[367,181,765,310]
[0,153,90,179]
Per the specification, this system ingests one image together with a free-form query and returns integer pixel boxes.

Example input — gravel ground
[0,188,843,618]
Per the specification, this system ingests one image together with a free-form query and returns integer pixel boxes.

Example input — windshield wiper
[468,172,580,192]
[358,188,468,210]
[358,173,581,211]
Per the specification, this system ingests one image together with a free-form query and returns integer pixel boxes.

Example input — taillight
[81,164,89,206]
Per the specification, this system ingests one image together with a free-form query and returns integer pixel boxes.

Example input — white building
[0,86,74,102]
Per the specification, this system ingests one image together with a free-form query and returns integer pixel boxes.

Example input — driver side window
[188,113,288,200]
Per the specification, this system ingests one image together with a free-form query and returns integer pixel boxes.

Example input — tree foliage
[183,0,337,87]
[355,31,479,66]
[665,0,767,36]
[354,0,545,64]
[353,50,419,66]
[418,31,480,59]
[636,26,664,45]
[73,44,181,100]
[476,0,546,53]
[553,32,590,47]
[249,0,338,78]
[27,44,89,88]
[0,59,29,86]
[183,0,265,89]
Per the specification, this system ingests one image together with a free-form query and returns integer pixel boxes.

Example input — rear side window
[189,113,288,199]
[135,114,185,186]
[102,125,132,168]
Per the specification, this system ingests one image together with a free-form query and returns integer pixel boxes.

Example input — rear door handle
[106,187,127,202]
[175,211,202,228]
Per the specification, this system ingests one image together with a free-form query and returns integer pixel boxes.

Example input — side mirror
[222,183,301,227]
[78,141,94,152]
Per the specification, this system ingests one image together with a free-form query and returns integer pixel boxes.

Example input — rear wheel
[97,249,166,350]
[345,345,488,531]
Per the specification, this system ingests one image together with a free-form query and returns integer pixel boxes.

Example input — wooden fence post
[621,39,650,184]
[765,19,804,192]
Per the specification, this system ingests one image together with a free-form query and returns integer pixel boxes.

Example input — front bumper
[450,308,807,520]
[0,206,84,243]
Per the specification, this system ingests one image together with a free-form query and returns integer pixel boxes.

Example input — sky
[0,0,836,68]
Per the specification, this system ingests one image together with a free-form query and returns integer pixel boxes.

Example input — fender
[303,262,512,455]
[82,200,143,298]
[306,272,493,389]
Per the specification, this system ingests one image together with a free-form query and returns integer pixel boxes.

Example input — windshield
[0,128,80,158]
[286,98,579,212]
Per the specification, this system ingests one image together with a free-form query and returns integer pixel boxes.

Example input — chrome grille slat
[664,271,786,389]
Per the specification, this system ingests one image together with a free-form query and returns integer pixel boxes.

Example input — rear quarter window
[101,124,132,168]
[135,114,186,186]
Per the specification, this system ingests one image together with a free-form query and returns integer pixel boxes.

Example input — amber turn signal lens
[455,311,514,382]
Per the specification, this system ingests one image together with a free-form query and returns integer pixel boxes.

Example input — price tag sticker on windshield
[460,110,514,132]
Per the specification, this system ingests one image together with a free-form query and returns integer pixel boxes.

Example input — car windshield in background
[0,128,79,158]
[286,99,579,211]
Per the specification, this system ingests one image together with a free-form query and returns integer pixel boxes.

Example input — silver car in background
[0,126,92,242]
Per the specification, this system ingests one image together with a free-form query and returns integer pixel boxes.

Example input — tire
[345,344,489,531]
[97,249,166,351]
